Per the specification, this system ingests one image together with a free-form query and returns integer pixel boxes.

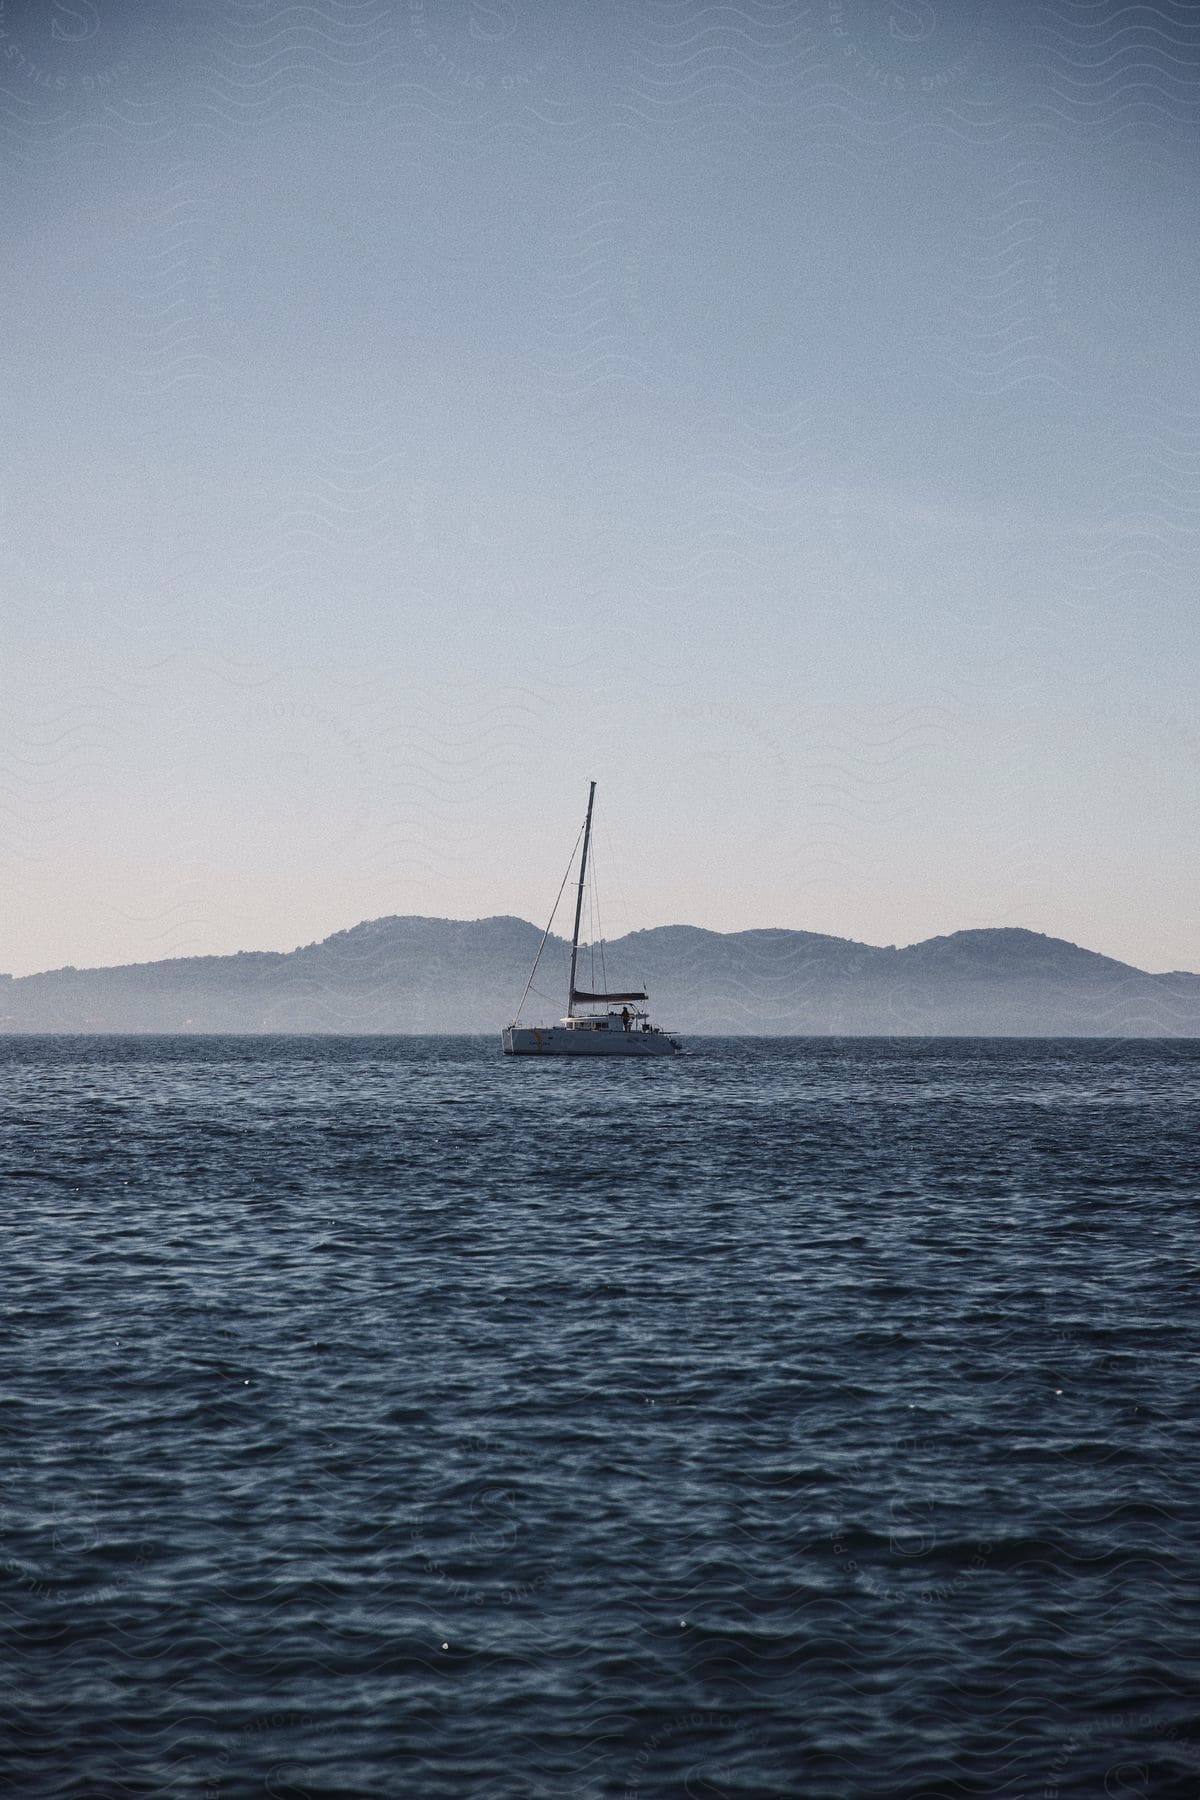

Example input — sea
[3,1035,1198,1799]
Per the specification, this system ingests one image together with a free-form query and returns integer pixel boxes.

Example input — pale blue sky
[3,0,1198,975]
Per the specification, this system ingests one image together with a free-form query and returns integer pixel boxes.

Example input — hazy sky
[3,0,1198,976]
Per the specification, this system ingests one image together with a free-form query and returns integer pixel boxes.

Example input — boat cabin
[561,1007,655,1033]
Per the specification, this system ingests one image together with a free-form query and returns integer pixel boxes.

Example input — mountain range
[2,918,1198,1035]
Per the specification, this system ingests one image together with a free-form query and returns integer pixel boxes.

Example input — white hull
[502,1024,680,1057]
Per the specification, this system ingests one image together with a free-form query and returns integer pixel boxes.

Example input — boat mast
[566,780,596,1017]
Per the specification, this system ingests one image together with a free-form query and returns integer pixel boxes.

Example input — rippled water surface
[3,1036,1199,1798]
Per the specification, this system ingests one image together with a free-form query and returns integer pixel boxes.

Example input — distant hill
[2,918,1198,1035]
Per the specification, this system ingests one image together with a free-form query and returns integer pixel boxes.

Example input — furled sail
[570,990,647,1004]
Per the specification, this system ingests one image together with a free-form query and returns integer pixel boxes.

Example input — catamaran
[501,782,682,1057]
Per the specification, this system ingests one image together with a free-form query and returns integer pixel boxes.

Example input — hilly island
[1,919,1197,1036]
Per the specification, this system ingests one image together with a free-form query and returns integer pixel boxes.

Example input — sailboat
[501,782,682,1057]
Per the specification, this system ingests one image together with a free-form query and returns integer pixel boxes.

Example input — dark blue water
[3,1037,1199,1799]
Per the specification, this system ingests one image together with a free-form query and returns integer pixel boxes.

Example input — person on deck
[621,1006,631,1031]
